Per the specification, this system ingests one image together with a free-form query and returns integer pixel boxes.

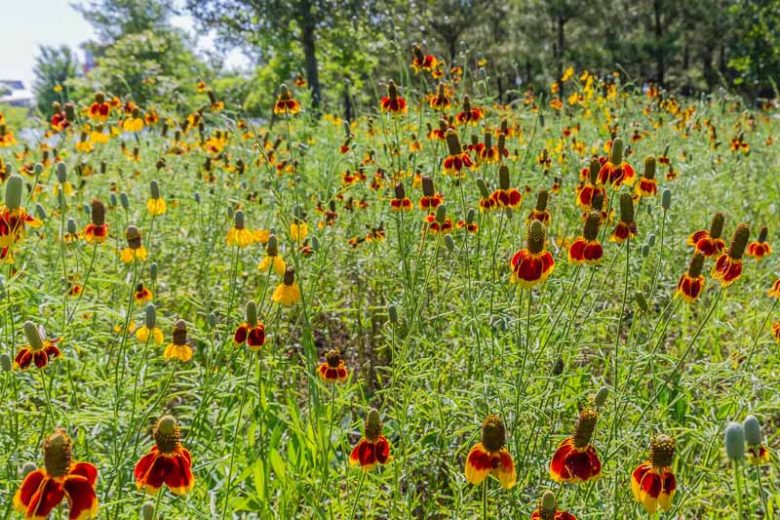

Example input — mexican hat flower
[631,434,677,514]
[712,223,750,287]
[428,83,451,110]
[528,190,551,225]
[769,279,780,299]
[425,205,453,234]
[419,176,443,211]
[273,84,301,115]
[0,174,42,247]
[598,138,635,187]
[134,415,195,496]
[272,267,301,306]
[136,304,164,345]
[349,409,392,469]
[610,193,637,243]
[14,321,60,370]
[568,212,603,264]
[134,283,153,305]
[380,80,407,114]
[743,415,770,465]
[531,491,577,520]
[258,234,286,274]
[550,407,602,483]
[442,130,473,177]
[464,415,516,489]
[676,253,706,303]
[290,219,308,242]
[87,91,110,122]
[490,165,522,208]
[390,182,413,211]
[576,158,605,210]
[510,220,555,288]
[121,225,148,263]
[635,156,658,197]
[688,213,726,257]
[774,322,780,344]
[83,199,108,244]
[163,320,193,362]
[226,210,256,248]
[234,301,266,351]
[13,429,99,519]
[318,348,348,383]
[746,226,772,260]
[146,180,166,216]
[411,44,438,73]
[455,96,483,125]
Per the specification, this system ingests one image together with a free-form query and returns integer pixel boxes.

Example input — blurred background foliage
[28,0,780,118]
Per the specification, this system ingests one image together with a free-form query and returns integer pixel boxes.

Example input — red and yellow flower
[676,253,706,303]
[768,279,780,299]
[464,415,516,489]
[510,221,555,288]
[631,434,677,514]
[419,176,443,211]
[380,80,407,114]
[746,226,772,260]
[428,83,451,110]
[350,409,392,470]
[531,491,577,520]
[88,92,110,122]
[0,175,42,247]
[550,408,602,483]
[569,212,603,264]
[528,190,552,225]
[598,138,635,187]
[390,182,413,211]
[14,321,60,370]
[273,84,301,115]
[234,301,266,351]
[635,156,658,197]
[13,429,99,519]
[712,223,750,287]
[455,96,483,125]
[134,415,195,496]
[411,44,438,73]
[318,349,348,383]
[442,130,473,176]
[121,225,147,263]
[83,199,109,244]
[688,213,726,257]
[610,193,637,243]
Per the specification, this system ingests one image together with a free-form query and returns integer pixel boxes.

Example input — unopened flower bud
[21,461,38,476]
[388,304,398,324]
[56,162,67,183]
[208,312,218,328]
[149,262,157,281]
[24,321,43,350]
[435,204,447,224]
[743,415,763,446]
[0,353,11,372]
[661,189,672,210]
[34,163,43,176]
[445,234,455,252]
[725,422,745,461]
[120,192,130,210]
[145,304,157,329]
[245,301,258,325]
[150,180,161,200]
[140,501,155,520]
[4,174,23,210]
[634,291,648,312]
[594,386,609,408]
[35,204,47,221]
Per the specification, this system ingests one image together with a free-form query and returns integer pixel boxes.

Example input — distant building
[0,80,33,108]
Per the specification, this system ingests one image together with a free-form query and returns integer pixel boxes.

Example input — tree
[32,46,79,114]
[74,0,175,43]
[186,0,369,112]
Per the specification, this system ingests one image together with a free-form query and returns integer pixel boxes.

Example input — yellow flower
[53,84,63,93]
[226,227,255,247]
[258,254,286,275]
[163,343,192,362]
[561,66,575,82]
[290,222,308,241]
[136,325,164,344]
[146,198,166,216]
[123,117,144,133]
[273,268,301,306]
[121,246,148,263]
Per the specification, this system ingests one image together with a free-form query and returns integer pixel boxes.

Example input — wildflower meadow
[2,48,780,519]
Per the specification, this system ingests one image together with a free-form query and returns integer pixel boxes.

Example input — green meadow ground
[1,77,780,519]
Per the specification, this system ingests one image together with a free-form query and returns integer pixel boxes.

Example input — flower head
[712,223,750,287]
[598,138,635,187]
[631,434,677,513]
[531,491,578,520]
[350,409,392,469]
[464,415,516,489]
[676,253,706,303]
[13,429,99,519]
[380,80,407,114]
[491,165,522,208]
[390,182,413,211]
[569,212,603,264]
[743,415,770,465]
[550,407,602,483]
[134,415,195,495]
[83,199,108,244]
[274,84,301,115]
[318,349,348,383]
[121,225,148,263]
[0,175,42,247]
[610,193,637,243]
[528,190,551,225]
[163,320,193,362]
[234,301,266,351]
[15,321,61,370]
[746,226,771,260]
[272,267,301,306]
[510,221,555,288]
[635,156,658,197]
[688,213,726,257]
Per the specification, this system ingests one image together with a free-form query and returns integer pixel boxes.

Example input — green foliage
[32,46,80,115]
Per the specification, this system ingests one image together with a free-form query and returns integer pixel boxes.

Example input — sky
[0,0,249,92]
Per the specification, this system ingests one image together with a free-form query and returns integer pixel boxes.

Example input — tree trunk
[653,0,665,87]
[556,15,565,97]
[299,0,321,114]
